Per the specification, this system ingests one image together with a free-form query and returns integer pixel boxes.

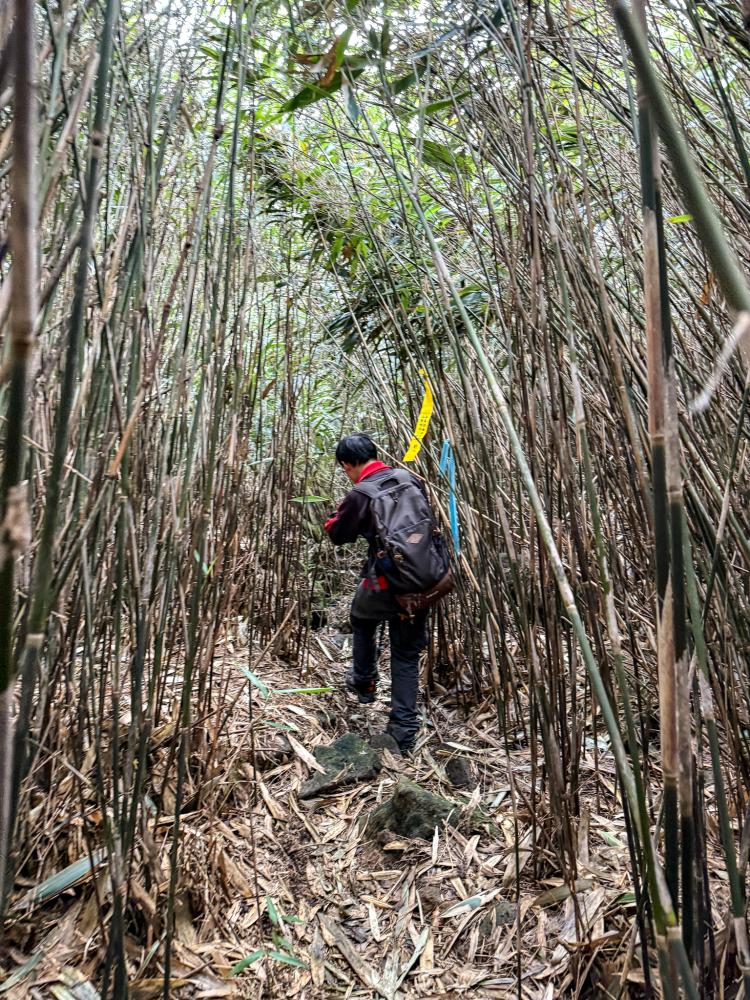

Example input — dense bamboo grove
[2,0,750,995]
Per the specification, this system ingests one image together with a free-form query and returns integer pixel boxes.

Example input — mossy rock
[365,778,500,841]
[299,732,382,800]
[365,778,461,840]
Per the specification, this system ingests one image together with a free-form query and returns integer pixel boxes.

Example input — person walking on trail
[324,433,452,754]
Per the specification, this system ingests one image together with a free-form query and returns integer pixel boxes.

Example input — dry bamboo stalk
[0,0,37,909]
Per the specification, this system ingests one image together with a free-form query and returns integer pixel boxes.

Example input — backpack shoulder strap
[351,478,381,500]
[352,468,410,499]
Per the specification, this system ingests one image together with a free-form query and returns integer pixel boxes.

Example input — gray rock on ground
[299,731,382,800]
[365,778,461,840]
[478,900,516,936]
[444,754,473,789]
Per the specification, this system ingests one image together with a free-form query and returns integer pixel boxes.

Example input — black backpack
[354,469,451,596]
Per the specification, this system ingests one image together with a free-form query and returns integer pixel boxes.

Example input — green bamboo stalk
[0,0,38,909]
[610,0,750,316]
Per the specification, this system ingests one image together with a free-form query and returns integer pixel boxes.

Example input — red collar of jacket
[355,460,391,483]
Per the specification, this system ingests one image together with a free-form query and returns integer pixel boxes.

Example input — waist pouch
[394,568,454,616]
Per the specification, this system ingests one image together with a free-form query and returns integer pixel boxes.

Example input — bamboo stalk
[632,0,680,925]
[0,0,38,909]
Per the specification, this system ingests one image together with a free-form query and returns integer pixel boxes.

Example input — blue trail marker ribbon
[439,439,460,555]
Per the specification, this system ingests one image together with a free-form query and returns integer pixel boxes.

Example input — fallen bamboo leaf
[382,839,409,851]
[393,926,430,991]
[217,850,254,897]
[259,780,288,820]
[440,888,502,919]
[367,902,382,942]
[532,878,593,908]
[0,951,42,993]
[502,828,533,887]
[419,928,434,971]
[309,926,326,986]
[12,850,107,912]
[550,888,607,965]
[49,968,102,1000]
[286,733,327,773]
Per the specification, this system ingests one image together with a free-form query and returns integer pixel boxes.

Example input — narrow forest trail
[154,619,645,998]
[78,606,674,1000]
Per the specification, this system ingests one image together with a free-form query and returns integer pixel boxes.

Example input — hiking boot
[370,732,402,755]
[383,724,418,756]
[345,670,377,704]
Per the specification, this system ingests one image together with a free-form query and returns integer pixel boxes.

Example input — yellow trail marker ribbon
[402,369,434,462]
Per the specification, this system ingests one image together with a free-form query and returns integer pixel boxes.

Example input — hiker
[324,433,452,754]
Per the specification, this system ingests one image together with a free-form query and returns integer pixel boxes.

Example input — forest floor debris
[0,613,730,997]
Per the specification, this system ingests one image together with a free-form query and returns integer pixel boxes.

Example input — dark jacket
[325,461,392,549]
[325,462,393,590]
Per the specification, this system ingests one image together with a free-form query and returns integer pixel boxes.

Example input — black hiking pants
[350,583,428,745]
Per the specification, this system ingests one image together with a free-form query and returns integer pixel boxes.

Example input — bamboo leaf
[237,664,270,699]
[267,950,308,968]
[271,930,295,951]
[266,894,280,925]
[380,19,391,56]
[424,92,470,114]
[281,51,369,113]
[262,720,301,733]
[230,949,266,975]
[0,952,42,993]
[439,888,501,918]
[344,80,361,123]
[333,29,352,69]
[282,79,342,113]
[420,139,470,175]
[533,878,593,908]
